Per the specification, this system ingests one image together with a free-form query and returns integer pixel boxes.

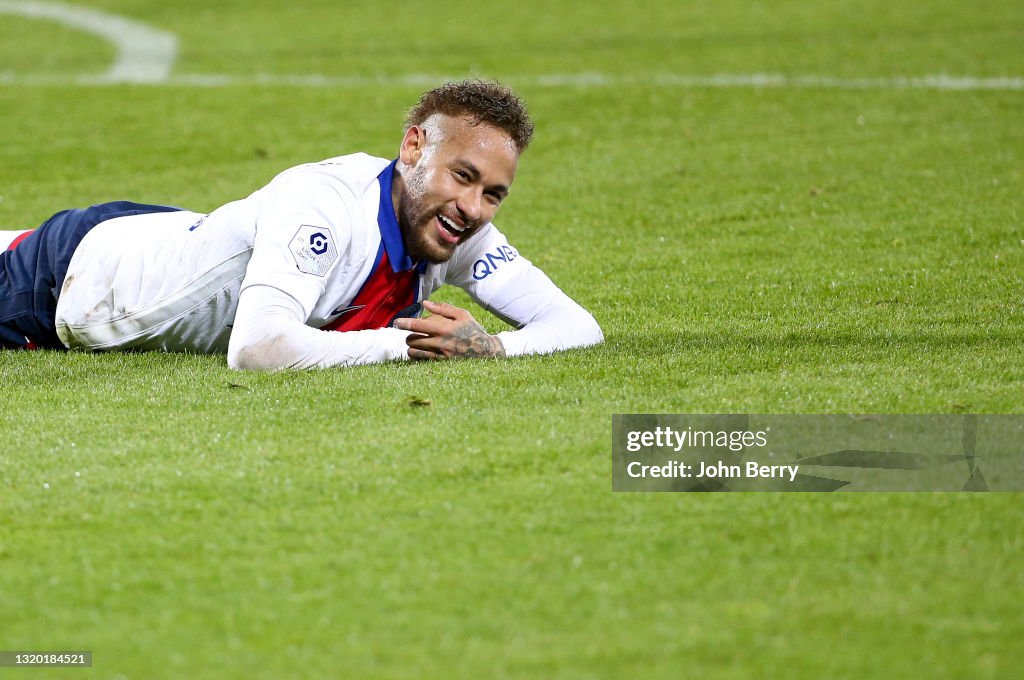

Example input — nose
[456,185,483,224]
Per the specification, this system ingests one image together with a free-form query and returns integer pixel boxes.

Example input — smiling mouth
[436,214,466,244]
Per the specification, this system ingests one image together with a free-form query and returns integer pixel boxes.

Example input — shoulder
[255,153,390,229]
[269,153,391,198]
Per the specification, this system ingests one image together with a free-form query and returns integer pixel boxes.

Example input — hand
[393,300,506,361]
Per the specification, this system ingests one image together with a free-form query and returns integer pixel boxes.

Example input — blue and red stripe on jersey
[321,160,426,333]
[6,230,34,251]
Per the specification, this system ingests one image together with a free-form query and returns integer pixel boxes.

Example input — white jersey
[53,153,601,367]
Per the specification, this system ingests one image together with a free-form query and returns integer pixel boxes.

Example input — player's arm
[476,258,604,357]
[227,284,410,370]
[225,167,412,371]
[397,226,602,361]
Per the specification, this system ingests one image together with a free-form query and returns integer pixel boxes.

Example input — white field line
[0,2,1019,91]
[0,0,176,83]
[167,72,1024,91]
[1,70,1022,91]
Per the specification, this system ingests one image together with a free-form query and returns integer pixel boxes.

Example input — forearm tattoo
[442,320,506,358]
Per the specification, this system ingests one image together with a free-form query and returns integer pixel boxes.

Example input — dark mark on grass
[408,396,432,407]
[227,383,249,390]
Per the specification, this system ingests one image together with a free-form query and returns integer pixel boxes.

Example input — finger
[397,315,457,337]
[422,299,466,320]
[408,346,443,361]
[394,315,450,335]
[405,334,445,353]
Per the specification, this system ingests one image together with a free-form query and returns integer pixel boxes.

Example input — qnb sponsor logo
[472,245,519,280]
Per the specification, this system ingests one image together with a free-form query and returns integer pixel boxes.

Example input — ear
[399,125,426,166]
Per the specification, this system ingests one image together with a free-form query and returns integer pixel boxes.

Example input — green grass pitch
[1,1,1022,677]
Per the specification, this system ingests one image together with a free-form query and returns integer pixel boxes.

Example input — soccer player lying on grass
[0,80,602,369]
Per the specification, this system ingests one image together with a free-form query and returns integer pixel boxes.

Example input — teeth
[439,215,464,234]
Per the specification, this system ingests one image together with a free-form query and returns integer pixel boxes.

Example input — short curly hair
[404,80,534,152]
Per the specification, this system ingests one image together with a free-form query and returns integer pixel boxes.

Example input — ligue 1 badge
[289,225,338,276]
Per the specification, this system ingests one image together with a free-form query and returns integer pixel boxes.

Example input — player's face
[396,114,519,264]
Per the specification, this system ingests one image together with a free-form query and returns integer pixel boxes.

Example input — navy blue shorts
[0,201,182,349]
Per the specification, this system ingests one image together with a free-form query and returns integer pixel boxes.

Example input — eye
[454,169,470,181]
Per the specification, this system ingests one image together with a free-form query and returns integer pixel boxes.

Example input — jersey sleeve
[239,166,355,317]
[444,225,603,356]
